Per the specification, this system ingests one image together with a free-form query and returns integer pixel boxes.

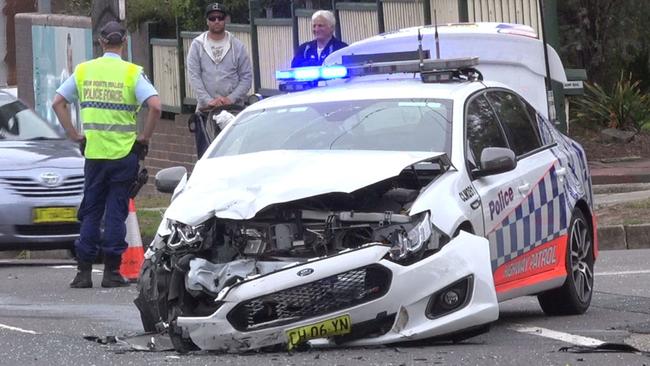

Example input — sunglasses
[208,14,226,22]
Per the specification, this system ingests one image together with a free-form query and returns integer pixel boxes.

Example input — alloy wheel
[569,217,593,303]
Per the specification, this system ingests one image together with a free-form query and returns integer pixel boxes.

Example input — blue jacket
[291,37,348,68]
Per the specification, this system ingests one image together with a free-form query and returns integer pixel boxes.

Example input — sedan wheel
[538,208,594,315]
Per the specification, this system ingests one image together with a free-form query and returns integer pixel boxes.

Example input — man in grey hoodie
[187,3,252,111]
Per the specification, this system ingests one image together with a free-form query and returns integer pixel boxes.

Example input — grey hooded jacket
[186,31,252,109]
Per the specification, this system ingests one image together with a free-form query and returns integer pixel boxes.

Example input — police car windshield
[208,98,453,157]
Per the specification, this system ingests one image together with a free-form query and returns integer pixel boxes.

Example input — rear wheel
[537,208,594,315]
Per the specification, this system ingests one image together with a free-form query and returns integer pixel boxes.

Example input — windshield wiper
[26,137,64,141]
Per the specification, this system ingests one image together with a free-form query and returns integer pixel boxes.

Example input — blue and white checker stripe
[80,101,138,112]
[536,113,593,208]
[488,164,569,270]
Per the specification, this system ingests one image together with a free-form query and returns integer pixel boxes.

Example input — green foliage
[125,0,250,33]
[62,0,91,16]
[575,72,650,132]
[126,0,176,33]
[558,1,650,91]
[59,0,296,31]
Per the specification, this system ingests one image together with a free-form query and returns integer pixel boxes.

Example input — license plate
[285,314,351,351]
[33,207,78,224]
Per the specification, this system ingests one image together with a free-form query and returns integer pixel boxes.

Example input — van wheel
[537,209,594,315]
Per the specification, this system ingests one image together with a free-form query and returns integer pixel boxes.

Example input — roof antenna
[417,28,424,70]
[434,9,440,59]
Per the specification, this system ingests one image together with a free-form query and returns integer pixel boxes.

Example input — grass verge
[596,197,650,226]
[135,194,170,245]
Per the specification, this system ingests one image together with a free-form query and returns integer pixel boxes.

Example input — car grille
[227,264,392,331]
[15,223,80,236]
[0,175,84,198]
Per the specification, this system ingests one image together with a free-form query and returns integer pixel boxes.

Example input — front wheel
[537,208,594,315]
[134,258,170,332]
[168,300,199,353]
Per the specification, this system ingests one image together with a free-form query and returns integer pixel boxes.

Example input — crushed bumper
[177,231,498,352]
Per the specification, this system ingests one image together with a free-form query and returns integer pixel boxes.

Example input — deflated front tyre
[134,258,170,332]
[169,300,199,353]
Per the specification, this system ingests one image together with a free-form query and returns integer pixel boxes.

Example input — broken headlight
[388,212,445,261]
[166,219,206,249]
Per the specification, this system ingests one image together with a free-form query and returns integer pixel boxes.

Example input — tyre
[168,301,199,353]
[134,258,170,332]
[537,208,594,315]
[205,105,245,142]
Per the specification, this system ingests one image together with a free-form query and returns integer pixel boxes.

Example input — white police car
[135,23,596,353]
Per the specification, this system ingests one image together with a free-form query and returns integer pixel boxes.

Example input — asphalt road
[1,250,649,366]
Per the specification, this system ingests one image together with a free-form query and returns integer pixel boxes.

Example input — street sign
[563,80,584,89]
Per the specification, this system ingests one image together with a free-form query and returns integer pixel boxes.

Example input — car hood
[0,139,83,170]
[164,150,444,224]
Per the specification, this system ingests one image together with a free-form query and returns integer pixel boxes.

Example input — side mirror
[472,147,516,178]
[155,166,187,193]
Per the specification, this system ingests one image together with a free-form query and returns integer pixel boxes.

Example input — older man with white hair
[291,10,348,68]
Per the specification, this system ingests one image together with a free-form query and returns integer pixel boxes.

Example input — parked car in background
[0,91,84,250]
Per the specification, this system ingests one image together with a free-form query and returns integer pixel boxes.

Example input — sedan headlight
[166,219,206,249]
[388,212,447,261]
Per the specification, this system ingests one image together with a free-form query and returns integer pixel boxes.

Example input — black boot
[101,255,130,288]
[70,262,93,288]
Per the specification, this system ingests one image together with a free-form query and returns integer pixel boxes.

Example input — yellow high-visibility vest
[75,57,141,159]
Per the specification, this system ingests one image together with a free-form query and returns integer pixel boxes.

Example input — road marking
[51,265,102,273]
[510,325,604,346]
[596,270,650,276]
[0,323,40,335]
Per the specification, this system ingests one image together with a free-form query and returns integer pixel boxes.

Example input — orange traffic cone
[120,198,144,282]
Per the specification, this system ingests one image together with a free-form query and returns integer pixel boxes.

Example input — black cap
[205,3,227,17]
[99,21,126,45]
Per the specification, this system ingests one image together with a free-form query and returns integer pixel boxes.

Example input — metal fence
[467,0,540,35]
[338,3,379,44]
[150,38,181,113]
[256,19,294,91]
[151,0,544,113]
[383,0,424,32]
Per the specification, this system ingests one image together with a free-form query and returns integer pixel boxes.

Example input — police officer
[52,21,161,288]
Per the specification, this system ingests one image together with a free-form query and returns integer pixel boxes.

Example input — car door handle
[518,183,530,194]
[556,167,567,183]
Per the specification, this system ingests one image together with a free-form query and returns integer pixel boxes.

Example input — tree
[558,0,650,91]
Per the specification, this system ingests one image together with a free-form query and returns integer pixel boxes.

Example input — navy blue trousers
[75,152,138,263]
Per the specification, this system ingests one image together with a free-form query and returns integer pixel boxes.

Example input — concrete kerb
[597,224,650,250]
[592,182,650,250]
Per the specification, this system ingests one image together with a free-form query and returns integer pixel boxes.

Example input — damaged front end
[134,154,498,353]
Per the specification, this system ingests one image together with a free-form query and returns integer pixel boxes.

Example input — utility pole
[91,0,125,57]
[37,0,51,13]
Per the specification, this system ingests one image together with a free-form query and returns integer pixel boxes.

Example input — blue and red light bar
[275,65,348,82]
[275,57,479,91]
